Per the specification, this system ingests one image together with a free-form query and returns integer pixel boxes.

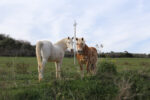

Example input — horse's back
[89,47,97,56]
[90,47,98,57]
[90,47,97,53]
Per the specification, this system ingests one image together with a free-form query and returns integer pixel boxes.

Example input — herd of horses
[36,37,98,81]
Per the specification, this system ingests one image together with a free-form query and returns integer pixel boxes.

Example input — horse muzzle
[77,50,83,54]
[71,49,74,53]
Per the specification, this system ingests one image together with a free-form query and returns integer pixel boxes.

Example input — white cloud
[0,0,150,53]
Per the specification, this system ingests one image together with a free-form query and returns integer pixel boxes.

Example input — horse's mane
[80,44,89,55]
[55,38,66,45]
[54,38,67,50]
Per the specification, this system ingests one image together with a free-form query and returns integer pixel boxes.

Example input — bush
[97,61,117,75]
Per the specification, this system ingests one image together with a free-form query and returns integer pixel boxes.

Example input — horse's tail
[36,41,43,69]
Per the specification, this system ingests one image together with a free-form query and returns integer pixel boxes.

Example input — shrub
[97,61,117,75]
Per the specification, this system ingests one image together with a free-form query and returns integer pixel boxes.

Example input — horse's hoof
[39,78,42,82]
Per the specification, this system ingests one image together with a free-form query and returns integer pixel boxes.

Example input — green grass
[100,58,150,72]
[0,57,150,100]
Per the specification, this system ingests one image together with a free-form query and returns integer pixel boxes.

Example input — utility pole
[73,20,77,65]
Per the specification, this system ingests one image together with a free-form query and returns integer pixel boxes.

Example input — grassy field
[0,57,150,100]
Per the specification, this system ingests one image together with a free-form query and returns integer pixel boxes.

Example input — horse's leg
[79,63,84,78]
[93,58,98,75]
[86,61,90,73]
[55,61,62,79]
[91,59,96,74]
[90,63,95,75]
[55,62,58,78]
[57,61,62,79]
[38,64,42,81]
[93,63,97,75]
[94,59,98,75]
[38,58,47,81]
[90,63,93,74]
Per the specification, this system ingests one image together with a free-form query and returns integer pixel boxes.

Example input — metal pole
[73,20,77,65]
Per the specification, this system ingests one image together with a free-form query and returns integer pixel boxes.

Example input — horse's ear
[68,37,70,39]
[81,37,84,41]
[76,38,78,41]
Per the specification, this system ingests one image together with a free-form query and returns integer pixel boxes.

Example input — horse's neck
[54,39,67,51]
[83,44,89,55]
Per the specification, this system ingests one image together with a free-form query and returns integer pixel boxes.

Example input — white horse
[36,37,73,81]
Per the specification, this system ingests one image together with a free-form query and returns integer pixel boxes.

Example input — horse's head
[76,37,85,54]
[66,37,74,52]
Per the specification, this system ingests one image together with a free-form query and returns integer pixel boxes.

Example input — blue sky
[0,0,150,53]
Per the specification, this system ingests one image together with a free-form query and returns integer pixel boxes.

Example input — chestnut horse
[76,37,98,77]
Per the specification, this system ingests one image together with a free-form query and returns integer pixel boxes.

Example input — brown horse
[76,37,98,77]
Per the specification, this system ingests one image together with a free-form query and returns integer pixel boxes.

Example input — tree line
[99,51,149,58]
[0,34,35,56]
[0,34,149,58]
